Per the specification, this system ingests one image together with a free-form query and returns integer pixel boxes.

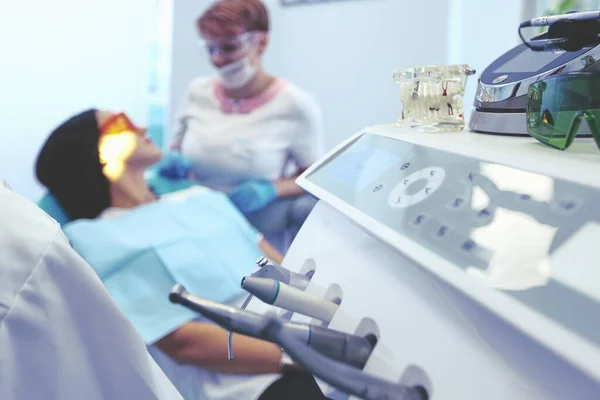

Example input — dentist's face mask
[203,32,260,89]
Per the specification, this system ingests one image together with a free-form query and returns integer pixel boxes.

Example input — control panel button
[410,213,428,228]
[477,208,492,218]
[560,200,577,211]
[433,224,451,240]
[394,195,412,207]
[460,239,493,262]
[447,196,467,211]
[551,197,581,215]
[461,239,477,252]
[558,199,578,212]
[466,172,478,183]
[462,171,499,195]
[472,207,494,225]
[409,168,445,205]
[426,167,445,183]
[389,166,446,209]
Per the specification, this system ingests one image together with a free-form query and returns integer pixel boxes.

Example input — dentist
[167,0,325,252]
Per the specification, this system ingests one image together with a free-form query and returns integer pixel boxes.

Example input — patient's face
[97,111,162,169]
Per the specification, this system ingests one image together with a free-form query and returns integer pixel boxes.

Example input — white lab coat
[0,183,183,400]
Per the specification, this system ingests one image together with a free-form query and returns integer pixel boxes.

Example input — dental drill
[231,257,316,359]
[260,317,429,400]
[169,284,374,369]
[240,257,315,309]
[241,276,339,323]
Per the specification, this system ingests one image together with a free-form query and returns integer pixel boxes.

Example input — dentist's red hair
[197,0,270,37]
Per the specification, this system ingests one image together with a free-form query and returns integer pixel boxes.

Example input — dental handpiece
[524,10,600,27]
[254,256,314,290]
[241,276,338,323]
[260,317,428,400]
[234,258,315,358]
[169,284,374,369]
[239,257,314,311]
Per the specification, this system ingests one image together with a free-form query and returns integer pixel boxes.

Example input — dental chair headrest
[35,109,111,221]
[38,192,71,226]
[37,173,197,226]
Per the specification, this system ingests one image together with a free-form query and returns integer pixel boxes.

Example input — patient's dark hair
[36,109,111,220]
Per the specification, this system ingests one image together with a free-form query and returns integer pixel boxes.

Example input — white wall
[448,0,524,120]
[264,0,452,148]
[0,0,155,199]
[167,0,451,150]
[2,0,528,199]
[167,0,213,136]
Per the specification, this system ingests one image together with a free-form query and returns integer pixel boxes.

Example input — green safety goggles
[526,72,600,150]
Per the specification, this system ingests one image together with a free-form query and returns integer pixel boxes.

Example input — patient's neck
[110,167,155,209]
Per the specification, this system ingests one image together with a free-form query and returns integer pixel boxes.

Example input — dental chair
[38,170,302,255]
[37,192,71,226]
[37,173,195,225]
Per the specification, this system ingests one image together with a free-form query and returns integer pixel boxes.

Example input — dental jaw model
[394,64,476,132]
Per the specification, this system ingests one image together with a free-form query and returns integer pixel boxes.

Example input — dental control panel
[302,130,600,380]
[306,133,599,270]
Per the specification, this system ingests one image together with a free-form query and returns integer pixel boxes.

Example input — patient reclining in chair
[35,109,328,400]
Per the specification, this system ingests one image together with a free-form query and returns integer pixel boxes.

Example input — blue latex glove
[157,151,191,180]
[227,180,277,213]
[148,174,196,196]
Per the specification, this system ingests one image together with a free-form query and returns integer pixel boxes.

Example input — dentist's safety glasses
[201,31,258,58]
[98,113,139,181]
[526,72,600,150]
